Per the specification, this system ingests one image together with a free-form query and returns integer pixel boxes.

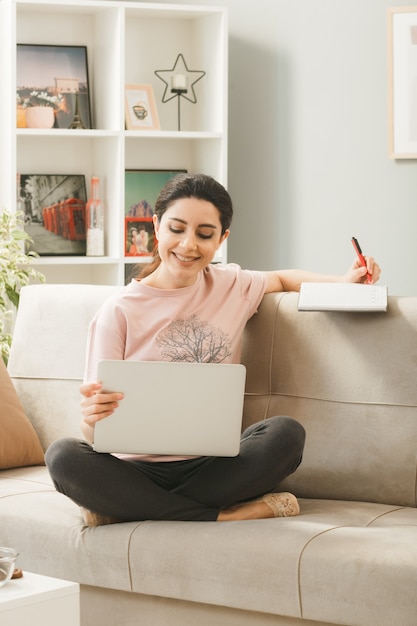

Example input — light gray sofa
[1,283,417,626]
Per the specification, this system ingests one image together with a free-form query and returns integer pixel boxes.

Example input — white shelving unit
[0,0,228,285]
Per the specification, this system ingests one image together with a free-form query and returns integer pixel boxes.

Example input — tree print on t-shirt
[155,314,232,363]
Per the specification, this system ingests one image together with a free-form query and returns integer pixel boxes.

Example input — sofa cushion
[0,359,44,468]
[7,284,120,449]
[241,293,417,508]
[3,467,417,626]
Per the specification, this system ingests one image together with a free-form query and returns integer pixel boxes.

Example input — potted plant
[0,209,44,364]
[17,90,64,129]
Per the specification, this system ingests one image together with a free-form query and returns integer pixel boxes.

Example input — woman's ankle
[217,500,274,521]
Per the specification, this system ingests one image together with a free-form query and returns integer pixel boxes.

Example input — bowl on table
[0,547,18,588]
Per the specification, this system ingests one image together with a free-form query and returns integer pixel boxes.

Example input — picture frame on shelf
[16,44,92,130]
[125,84,160,130]
[17,174,87,256]
[388,7,417,158]
[125,217,155,257]
[125,262,147,285]
[124,169,186,257]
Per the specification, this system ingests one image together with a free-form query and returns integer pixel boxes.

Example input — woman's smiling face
[151,197,229,288]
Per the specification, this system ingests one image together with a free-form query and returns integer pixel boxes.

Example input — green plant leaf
[0,208,45,364]
[5,285,19,308]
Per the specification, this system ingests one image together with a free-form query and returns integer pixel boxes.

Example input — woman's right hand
[80,382,124,443]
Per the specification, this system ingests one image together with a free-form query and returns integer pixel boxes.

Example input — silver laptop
[93,360,246,457]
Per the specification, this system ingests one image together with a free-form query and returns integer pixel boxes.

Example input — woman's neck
[139,267,200,290]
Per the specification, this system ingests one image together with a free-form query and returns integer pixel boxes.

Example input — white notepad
[297,282,388,312]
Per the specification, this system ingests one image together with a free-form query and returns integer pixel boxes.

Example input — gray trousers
[45,416,305,522]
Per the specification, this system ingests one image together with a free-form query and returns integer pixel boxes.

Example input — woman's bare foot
[217,492,299,521]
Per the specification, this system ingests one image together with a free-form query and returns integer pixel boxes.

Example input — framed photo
[17,174,87,256]
[388,8,417,158]
[125,217,155,256]
[17,44,92,129]
[124,169,186,257]
[125,169,186,218]
[125,262,147,285]
[125,84,160,130]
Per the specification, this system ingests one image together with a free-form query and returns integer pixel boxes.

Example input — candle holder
[155,53,205,131]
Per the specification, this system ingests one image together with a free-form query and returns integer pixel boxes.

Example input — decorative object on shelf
[66,90,85,130]
[17,44,91,129]
[125,263,147,285]
[17,174,87,256]
[17,90,64,129]
[154,53,206,131]
[125,217,155,257]
[16,105,26,128]
[388,7,417,158]
[124,169,186,256]
[86,176,105,256]
[0,208,45,364]
[125,84,160,130]
[25,105,54,129]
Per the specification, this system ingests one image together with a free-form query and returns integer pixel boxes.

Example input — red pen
[351,237,372,283]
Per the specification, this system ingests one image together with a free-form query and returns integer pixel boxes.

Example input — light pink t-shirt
[84,263,266,461]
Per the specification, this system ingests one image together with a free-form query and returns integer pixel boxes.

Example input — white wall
[149,0,417,295]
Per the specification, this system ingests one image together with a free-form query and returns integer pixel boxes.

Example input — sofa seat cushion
[0,466,54,498]
[2,467,416,626]
[127,499,417,626]
[0,466,145,592]
[299,503,417,625]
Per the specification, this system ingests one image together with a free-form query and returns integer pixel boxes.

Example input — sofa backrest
[8,284,120,449]
[241,291,417,508]
[8,285,417,508]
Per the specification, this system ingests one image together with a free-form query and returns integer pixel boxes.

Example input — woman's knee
[45,437,88,479]
[269,415,306,453]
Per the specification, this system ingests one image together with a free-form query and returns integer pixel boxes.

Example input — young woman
[46,173,381,526]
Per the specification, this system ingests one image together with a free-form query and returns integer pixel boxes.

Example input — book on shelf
[297,282,388,312]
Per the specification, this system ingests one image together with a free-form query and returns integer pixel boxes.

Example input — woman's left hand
[344,256,381,284]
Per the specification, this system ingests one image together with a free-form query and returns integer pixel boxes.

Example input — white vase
[25,106,54,129]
